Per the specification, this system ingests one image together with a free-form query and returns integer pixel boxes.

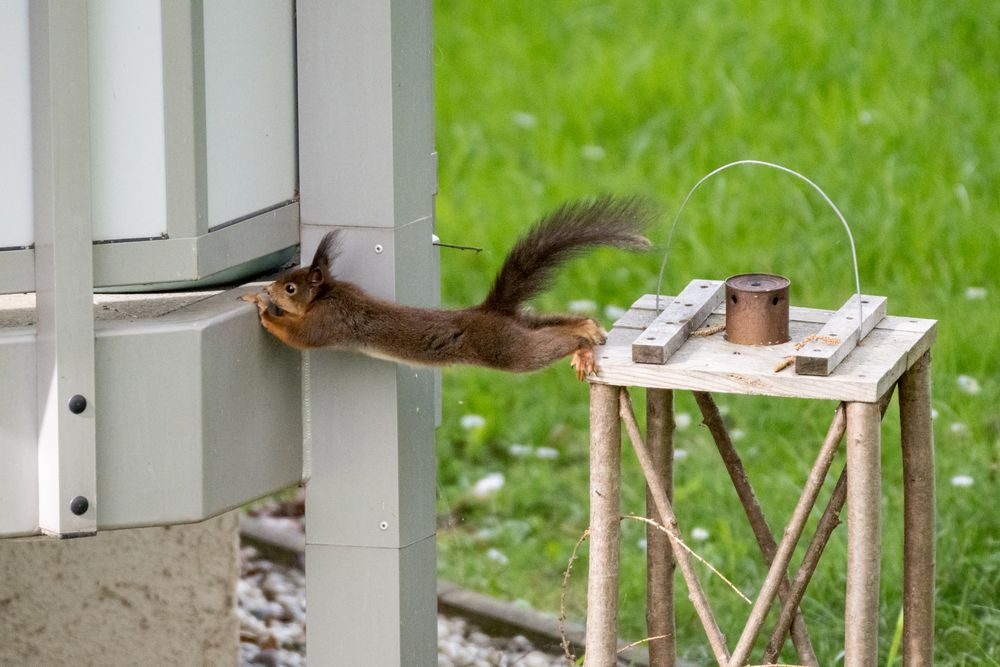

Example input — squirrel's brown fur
[245,197,652,379]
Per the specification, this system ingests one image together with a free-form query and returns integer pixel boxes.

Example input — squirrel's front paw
[571,347,599,381]
[239,291,272,318]
[256,293,275,316]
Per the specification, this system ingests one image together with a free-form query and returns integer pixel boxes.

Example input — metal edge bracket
[31,1,98,537]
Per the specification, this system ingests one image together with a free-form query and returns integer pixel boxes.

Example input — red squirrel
[243,197,652,379]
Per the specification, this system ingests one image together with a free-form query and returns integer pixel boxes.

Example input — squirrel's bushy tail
[480,196,654,314]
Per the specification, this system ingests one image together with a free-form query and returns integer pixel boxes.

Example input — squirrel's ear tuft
[309,231,340,282]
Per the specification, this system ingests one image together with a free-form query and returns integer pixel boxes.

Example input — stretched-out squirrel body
[245,197,652,379]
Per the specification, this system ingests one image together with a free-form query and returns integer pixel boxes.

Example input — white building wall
[204,0,297,228]
[0,1,34,249]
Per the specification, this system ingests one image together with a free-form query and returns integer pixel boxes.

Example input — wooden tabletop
[589,294,936,403]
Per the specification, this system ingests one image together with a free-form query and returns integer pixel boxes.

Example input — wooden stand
[584,291,936,666]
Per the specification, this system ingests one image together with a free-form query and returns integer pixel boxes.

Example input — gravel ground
[238,541,570,666]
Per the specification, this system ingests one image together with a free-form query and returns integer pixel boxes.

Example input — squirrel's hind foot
[571,346,599,381]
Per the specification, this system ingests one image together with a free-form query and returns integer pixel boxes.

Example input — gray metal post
[30,0,97,537]
[297,1,438,664]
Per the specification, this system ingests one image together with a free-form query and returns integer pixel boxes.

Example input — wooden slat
[631,280,725,364]
[794,295,887,376]
[612,306,660,331]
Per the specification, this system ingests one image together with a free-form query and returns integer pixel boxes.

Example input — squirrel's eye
[285,284,297,295]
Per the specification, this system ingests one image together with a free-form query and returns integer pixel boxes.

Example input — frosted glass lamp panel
[88,0,168,242]
[0,1,34,249]
[204,1,297,229]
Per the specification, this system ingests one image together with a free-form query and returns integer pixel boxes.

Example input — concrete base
[0,511,239,666]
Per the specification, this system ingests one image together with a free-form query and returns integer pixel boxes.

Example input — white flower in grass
[674,412,692,430]
[460,414,486,430]
[508,444,533,457]
[568,299,598,314]
[486,548,509,565]
[931,408,939,420]
[673,448,689,460]
[690,527,710,541]
[511,111,538,129]
[476,527,499,540]
[949,422,969,435]
[858,109,874,125]
[471,472,504,499]
[949,475,974,488]
[604,304,626,320]
[580,144,606,161]
[638,538,648,551]
[535,447,559,460]
[730,429,746,441]
[964,286,987,300]
[957,375,981,395]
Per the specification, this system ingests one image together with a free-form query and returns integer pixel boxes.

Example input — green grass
[432,2,1000,664]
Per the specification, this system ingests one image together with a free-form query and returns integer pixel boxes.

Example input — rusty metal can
[724,273,790,345]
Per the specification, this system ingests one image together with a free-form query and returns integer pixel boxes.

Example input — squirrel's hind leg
[517,313,607,345]
[514,319,604,379]
[571,318,607,346]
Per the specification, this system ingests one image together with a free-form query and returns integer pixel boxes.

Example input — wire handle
[655,160,863,324]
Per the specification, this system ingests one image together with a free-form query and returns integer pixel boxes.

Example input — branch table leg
[844,401,882,667]
[761,390,894,663]
[726,404,847,667]
[646,389,676,667]
[763,467,847,662]
[899,352,935,666]
[586,384,622,666]
[694,391,819,666]
[620,389,731,666]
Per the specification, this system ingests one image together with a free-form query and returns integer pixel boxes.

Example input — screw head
[374,244,384,254]
[70,496,90,516]
[379,521,389,531]
[68,395,87,414]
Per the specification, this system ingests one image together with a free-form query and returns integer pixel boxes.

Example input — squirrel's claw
[571,347,599,381]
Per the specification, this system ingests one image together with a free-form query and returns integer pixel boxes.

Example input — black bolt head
[70,496,89,516]
[68,395,87,414]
